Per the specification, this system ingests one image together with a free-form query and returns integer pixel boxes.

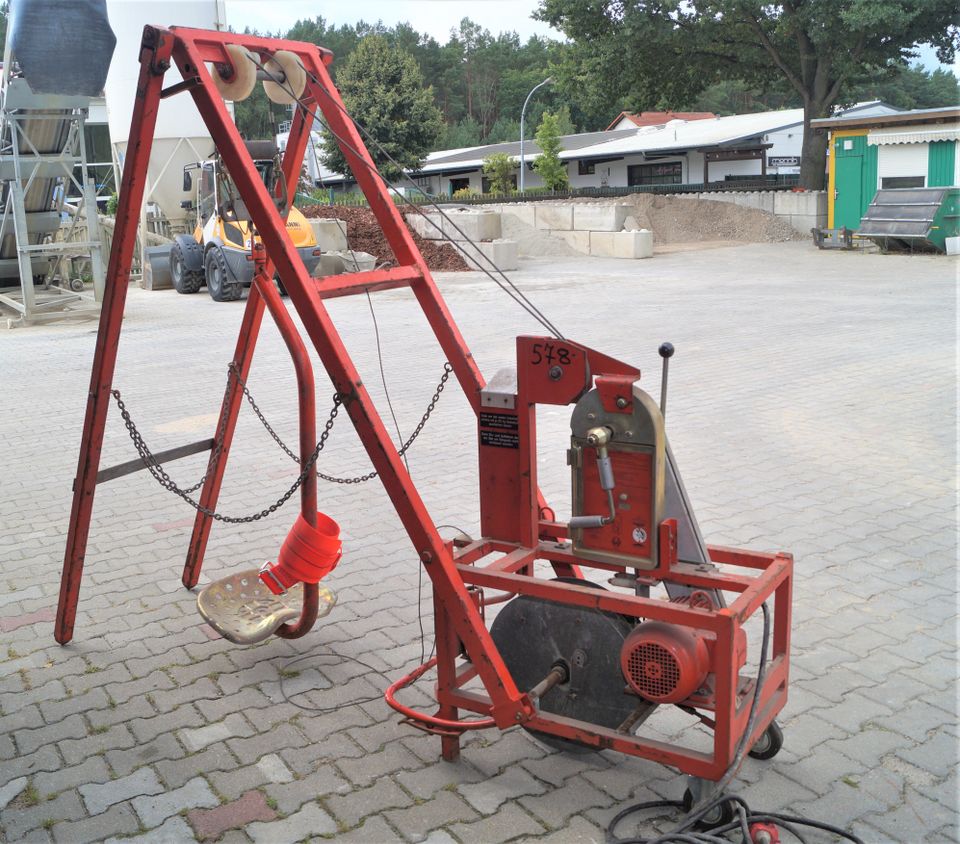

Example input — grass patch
[21,783,40,807]
[278,668,300,679]
[89,724,109,735]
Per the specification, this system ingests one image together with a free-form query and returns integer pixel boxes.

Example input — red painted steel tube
[55,31,173,644]
[182,97,312,588]
[170,31,531,725]
[249,248,319,639]
[384,656,496,732]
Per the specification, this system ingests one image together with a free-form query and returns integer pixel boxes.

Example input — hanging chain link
[229,360,453,485]
[109,360,453,520]
[110,387,341,524]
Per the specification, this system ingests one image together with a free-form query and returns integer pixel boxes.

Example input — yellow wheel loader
[170,140,320,301]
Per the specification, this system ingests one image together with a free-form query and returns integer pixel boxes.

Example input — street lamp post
[519,76,553,192]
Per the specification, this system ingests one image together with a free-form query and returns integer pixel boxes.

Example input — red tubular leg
[182,287,265,588]
[182,99,313,589]
[55,31,172,644]
[249,251,320,639]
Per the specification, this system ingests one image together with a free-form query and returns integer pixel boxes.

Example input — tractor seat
[197,569,337,644]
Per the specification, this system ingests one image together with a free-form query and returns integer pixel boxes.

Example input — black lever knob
[659,342,675,359]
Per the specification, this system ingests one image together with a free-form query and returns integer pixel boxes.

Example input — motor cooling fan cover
[620,621,709,704]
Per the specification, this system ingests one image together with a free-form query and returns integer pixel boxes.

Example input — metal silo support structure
[0,0,114,326]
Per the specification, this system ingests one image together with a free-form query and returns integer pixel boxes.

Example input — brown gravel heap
[624,193,804,243]
[301,205,471,271]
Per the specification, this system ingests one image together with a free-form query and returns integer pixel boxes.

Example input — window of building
[880,176,925,189]
[449,177,471,194]
[627,161,682,186]
[578,160,596,175]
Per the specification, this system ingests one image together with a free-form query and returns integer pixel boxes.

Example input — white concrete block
[573,204,629,232]
[504,204,536,227]
[535,204,574,230]
[453,238,519,270]
[590,230,653,259]
[589,231,616,256]
[554,230,591,253]
[309,218,348,252]
[405,212,444,240]
[441,210,501,241]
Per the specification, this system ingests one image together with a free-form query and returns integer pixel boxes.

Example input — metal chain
[230,360,454,485]
[109,359,453,519]
[110,388,342,523]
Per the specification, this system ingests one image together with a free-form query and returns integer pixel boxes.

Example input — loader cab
[181,161,218,228]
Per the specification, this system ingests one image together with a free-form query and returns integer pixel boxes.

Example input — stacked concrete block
[573,204,630,232]
[589,230,653,259]
[308,219,348,252]
[405,210,519,270]
[453,239,519,271]
[773,190,828,233]
[534,204,574,231]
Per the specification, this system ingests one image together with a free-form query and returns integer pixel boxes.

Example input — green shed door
[928,141,956,187]
[834,135,878,230]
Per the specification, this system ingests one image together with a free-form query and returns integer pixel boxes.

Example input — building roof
[417,128,638,173]
[811,105,960,131]
[605,110,715,130]
[566,108,806,160]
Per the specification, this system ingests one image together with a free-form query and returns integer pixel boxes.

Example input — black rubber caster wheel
[682,788,735,830]
[748,719,784,760]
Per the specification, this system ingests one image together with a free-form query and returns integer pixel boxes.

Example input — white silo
[103,0,232,240]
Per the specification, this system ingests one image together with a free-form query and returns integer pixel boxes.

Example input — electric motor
[620,621,710,704]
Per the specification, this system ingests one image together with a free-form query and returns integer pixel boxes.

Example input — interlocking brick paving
[1,243,955,842]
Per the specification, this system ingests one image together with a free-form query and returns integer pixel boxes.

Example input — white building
[282,102,900,196]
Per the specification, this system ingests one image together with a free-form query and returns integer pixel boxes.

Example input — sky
[226,0,956,77]
[226,0,559,43]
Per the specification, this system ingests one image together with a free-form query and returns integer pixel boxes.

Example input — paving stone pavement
[1,243,956,843]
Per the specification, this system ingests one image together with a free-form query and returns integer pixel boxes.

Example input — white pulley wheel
[263,50,307,105]
[212,44,256,101]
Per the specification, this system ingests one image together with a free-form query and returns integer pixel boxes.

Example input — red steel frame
[56,26,793,780]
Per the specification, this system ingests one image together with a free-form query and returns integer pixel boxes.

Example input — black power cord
[607,604,863,844]
[607,794,866,844]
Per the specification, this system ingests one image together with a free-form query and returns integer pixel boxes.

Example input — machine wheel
[489,577,640,753]
[682,788,735,830]
[69,278,85,292]
[171,242,203,294]
[748,719,784,760]
[205,248,242,302]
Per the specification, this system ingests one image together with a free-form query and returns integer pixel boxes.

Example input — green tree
[537,0,959,188]
[443,116,483,149]
[320,35,444,181]
[532,111,569,191]
[482,152,518,193]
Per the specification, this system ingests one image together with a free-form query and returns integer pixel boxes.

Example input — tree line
[236,13,958,142]
[231,8,957,189]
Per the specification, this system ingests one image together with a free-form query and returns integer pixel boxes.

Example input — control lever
[658,342,674,420]
[569,426,617,529]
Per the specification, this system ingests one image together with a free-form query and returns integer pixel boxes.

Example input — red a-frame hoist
[56,26,793,795]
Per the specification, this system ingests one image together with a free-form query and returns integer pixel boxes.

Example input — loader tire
[205,247,242,302]
[171,241,203,294]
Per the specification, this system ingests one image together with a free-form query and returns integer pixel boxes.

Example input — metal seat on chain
[197,512,342,644]
[197,574,336,644]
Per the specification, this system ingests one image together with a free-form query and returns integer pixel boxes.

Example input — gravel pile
[623,194,803,243]
[301,205,471,272]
